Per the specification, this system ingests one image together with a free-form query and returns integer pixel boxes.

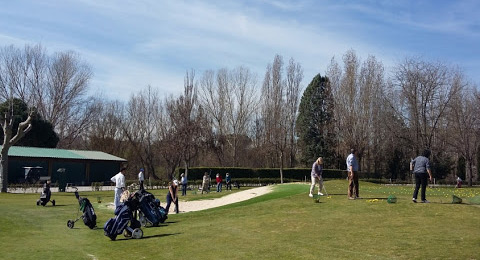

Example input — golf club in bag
[67,188,97,229]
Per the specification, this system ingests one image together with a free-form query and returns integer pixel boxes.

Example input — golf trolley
[104,191,143,240]
[135,189,167,227]
[36,181,55,206]
[67,188,97,229]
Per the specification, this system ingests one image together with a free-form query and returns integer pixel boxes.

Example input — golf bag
[136,190,167,226]
[36,183,55,206]
[67,189,96,229]
[103,196,143,240]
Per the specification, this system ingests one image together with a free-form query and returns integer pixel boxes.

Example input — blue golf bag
[136,190,168,226]
[103,196,143,240]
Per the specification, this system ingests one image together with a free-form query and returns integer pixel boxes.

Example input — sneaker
[318,192,324,196]
[309,193,313,198]
[412,198,417,203]
[348,197,355,200]
[421,200,430,203]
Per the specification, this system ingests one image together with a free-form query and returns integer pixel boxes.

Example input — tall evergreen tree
[296,74,336,167]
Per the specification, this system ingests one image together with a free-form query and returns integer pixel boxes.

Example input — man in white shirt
[111,167,126,208]
[346,149,359,199]
[138,168,145,190]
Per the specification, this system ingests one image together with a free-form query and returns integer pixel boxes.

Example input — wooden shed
[3,146,127,185]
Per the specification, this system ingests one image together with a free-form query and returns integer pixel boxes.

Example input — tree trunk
[279,151,284,184]
[467,159,473,187]
[0,147,9,192]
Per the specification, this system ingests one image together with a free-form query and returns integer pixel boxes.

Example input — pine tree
[296,74,336,167]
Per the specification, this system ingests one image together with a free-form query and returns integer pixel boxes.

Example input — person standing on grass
[225,173,232,191]
[309,157,324,198]
[180,173,187,196]
[410,149,433,203]
[165,180,179,214]
[202,172,209,194]
[138,168,145,190]
[216,173,223,192]
[111,167,126,208]
[455,176,462,188]
[346,149,359,200]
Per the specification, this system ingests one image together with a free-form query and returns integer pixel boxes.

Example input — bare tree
[39,51,94,147]
[327,50,385,171]
[166,70,208,179]
[260,55,303,182]
[446,79,479,186]
[0,104,33,192]
[225,66,258,166]
[199,69,228,165]
[393,58,463,154]
[87,99,127,156]
[123,86,161,179]
[156,98,182,178]
[284,58,303,167]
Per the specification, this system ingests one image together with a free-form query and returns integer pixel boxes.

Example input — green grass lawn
[1,180,479,260]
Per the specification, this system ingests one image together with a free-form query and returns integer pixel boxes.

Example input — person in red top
[216,173,223,192]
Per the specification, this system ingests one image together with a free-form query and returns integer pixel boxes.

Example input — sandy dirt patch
[174,185,273,213]
[105,185,274,213]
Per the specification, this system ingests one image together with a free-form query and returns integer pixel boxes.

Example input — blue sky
[1,0,479,100]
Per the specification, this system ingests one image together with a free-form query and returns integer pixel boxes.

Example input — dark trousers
[182,184,187,196]
[413,172,428,201]
[165,194,179,214]
[139,181,144,190]
[348,171,359,198]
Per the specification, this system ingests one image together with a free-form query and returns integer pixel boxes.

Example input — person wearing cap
[309,157,324,198]
[216,173,223,192]
[165,179,179,214]
[111,167,126,208]
[225,173,232,191]
[180,173,187,196]
[138,168,145,190]
[346,149,359,199]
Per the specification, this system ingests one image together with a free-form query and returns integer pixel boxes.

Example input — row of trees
[1,44,479,191]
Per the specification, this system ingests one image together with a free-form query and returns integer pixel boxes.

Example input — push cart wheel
[67,220,74,229]
[36,200,40,206]
[132,228,143,239]
[123,229,132,238]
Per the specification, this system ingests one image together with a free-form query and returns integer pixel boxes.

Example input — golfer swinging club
[309,157,324,197]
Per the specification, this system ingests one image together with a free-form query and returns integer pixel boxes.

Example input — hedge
[177,167,347,181]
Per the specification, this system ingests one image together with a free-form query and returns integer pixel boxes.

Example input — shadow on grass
[353,197,389,200]
[114,233,180,241]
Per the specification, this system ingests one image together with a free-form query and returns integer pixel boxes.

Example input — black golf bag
[37,183,55,206]
[67,189,96,229]
[103,196,143,240]
[135,190,167,226]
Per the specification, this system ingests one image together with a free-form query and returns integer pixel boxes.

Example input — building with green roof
[4,146,127,186]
